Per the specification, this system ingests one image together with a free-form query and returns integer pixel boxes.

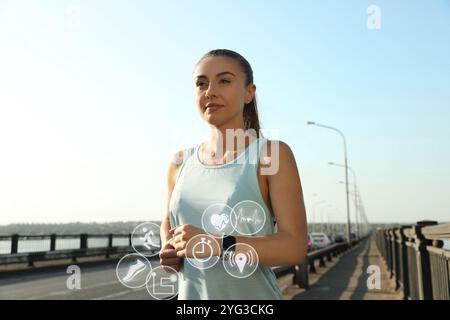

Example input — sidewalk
[281,238,403,300]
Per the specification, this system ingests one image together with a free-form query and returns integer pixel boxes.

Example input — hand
[159,239,182,273]
[169,224,221,258]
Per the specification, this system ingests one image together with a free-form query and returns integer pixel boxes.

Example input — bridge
[0,221,448,300]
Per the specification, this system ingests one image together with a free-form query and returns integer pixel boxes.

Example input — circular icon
[185,234,221,270]
[231,200,266,236]
[146,266,180,300]
[223,243,259,279]
[131,222,161,257]
[116,253,152,288]
[202,203,235,235]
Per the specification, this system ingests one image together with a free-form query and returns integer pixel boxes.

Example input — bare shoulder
[261,140,296,164]
[167,149,186,185]
[260,139,299,179]
[170,149,186,167]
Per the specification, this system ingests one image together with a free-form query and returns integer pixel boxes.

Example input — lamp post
[307,121,352,247]
[331,161,362,241]
[330,163,359,240]
[331,162,359,240]
[339,181,360,241]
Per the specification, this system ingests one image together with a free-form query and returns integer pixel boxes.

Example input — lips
[205,103,224,112]
[206,103,224,108]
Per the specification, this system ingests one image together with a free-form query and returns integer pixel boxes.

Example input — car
[333,233,346,243]
[307,233,319,252]
[328,234,335,244]
[310,232,331,249]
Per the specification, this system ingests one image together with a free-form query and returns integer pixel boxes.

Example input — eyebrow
[195,71,236,80]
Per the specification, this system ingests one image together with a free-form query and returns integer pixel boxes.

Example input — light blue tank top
[169,137,283,300]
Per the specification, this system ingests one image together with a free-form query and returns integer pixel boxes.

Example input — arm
[159,150,185,272]
[160,149,185,246]
[172,141,308,267]
[231,140,307,266]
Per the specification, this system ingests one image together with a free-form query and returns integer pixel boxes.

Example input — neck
[205,117,257,157]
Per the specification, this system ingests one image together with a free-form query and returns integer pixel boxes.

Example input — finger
[159,249,178,259]
[167,238,176,247]
[176,249,186,258]
[171,224,188,236]
[169,225,181,234]
[173,234,185,244]
[173,241,186,252]
[161,253,180,260]
[160,257,181,266]
[159,255,181,266]
[163,240,175,249]
[160,247,177,255]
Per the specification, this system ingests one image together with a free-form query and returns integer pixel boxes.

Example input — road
[0,258,162,300]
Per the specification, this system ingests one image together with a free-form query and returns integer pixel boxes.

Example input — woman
[160,49,307,300]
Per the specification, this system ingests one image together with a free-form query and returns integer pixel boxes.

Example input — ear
[245,84,256,104]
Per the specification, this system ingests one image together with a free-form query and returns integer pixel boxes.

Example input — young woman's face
[193,56,255,127]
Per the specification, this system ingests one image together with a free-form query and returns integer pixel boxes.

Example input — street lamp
[331,161,360,240]
[338,180,361,240]
[307,121,352,246]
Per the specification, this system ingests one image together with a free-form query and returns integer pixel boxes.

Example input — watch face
[223,235,236,250]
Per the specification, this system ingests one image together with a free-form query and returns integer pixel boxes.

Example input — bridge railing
[375,220,450,300]
[0,233,135,266]
[1,231,368,293]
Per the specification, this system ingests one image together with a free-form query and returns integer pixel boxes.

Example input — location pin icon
[234,253,247,273]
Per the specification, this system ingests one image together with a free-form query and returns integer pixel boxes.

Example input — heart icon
[210,213,229,231]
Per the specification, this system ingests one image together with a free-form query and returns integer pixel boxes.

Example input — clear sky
[1,0,449,225]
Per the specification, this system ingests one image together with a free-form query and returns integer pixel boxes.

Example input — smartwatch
[221,235,236,260]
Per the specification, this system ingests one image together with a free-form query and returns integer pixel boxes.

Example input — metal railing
[0,233,135,266]
[375,220,450,300]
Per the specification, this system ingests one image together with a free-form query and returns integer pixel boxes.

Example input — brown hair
[197,49,262,138]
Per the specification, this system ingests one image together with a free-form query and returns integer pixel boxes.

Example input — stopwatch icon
[186,234,221,270]
[192,237,214,262]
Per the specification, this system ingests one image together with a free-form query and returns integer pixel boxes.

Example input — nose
[205,82,217,99]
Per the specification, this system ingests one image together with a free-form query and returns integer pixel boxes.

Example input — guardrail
[2,232,366,293]
[0,234,135,266]
[273,237,366,290]
[375,220,450,300]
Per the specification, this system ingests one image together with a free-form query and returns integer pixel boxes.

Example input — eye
[220,79,230,84]
[196,81,207,87]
